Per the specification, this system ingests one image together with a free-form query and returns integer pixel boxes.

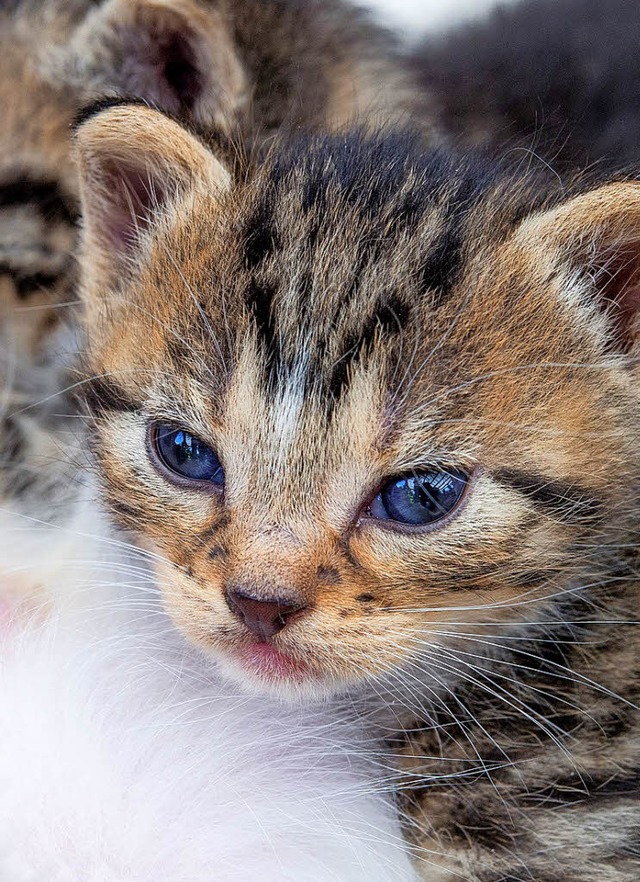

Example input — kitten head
[76,103,640,701]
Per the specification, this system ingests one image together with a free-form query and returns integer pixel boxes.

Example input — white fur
[0,507,415,882]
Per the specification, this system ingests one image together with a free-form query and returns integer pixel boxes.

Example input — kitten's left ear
[515,182,640,353]
[68,0,247,130]
[75,103,230,319]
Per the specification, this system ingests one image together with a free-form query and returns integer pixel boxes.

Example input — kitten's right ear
[75,103,230,297]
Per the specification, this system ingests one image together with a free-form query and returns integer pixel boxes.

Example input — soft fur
[414,0,640,174]
[0,502,416,881]
[0,0,427,597]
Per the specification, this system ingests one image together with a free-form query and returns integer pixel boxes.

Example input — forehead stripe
[328,295,409,401]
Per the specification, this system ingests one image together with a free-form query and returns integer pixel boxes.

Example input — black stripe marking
[536,772,640,806]
[82,377,140,414]
[0,262,65,300]
[72,96,153,132]
[479,875,560,882]
[338,538,364,571]
[419,214,464,305]
[0,176,75,225]
[452,803,517,851]
[109,499,142,521]
[328,294,409,400]
[1,416,24,462]
[247,278,278,356]
[317,566,342,585]
[494,469,601,524]
[243,203,278,270]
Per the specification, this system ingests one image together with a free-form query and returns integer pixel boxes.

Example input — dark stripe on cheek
[338,538,364,571]
[108,498,144,522]
[493,469,601,523]
[82,376,141,414]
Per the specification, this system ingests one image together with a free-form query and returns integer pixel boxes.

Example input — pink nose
[225,589,307,642]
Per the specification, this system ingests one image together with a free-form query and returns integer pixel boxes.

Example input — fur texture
[0,0,428,596]
[414,0,640,174]
[0,501,416,881]
[76,103,640,880]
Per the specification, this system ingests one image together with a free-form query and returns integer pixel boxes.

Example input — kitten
[414,0,640,174]
[0,7,426,873]
[76,101,640,880]
[0,500,416,882]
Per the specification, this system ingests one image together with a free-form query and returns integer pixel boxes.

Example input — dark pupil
[381,471,466,525]
[156,425,224,484]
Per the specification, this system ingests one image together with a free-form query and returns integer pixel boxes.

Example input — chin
[212,641,360,704]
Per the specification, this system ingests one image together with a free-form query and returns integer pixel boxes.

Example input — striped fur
[0,0,427,597]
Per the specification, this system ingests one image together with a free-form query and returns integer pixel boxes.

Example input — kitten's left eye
[151,422,224,486]
[366,469,467,527]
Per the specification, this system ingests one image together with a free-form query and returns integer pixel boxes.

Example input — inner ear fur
[515,181,640,352]
[75,104,230,310]
[69,0,247,130]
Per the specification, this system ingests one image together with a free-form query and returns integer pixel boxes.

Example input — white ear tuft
[516,182,640,353]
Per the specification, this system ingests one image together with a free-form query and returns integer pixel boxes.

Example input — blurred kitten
[414,0,640,173]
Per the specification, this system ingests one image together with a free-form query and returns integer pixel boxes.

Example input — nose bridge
[244,523,302,569]
[230,521,316,602]
[224,523,318,641]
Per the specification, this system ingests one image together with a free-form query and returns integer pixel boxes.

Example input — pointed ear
[69,0,247,130]
[515,182,640,353]
[75,104,230,297]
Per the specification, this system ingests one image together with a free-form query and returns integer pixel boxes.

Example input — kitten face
[77,105,640,700]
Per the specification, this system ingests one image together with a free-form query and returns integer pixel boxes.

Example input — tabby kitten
[75,101,640,881]
[0,0,423,593]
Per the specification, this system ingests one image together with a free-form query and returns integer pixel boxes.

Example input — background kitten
[76,102,640,879]
[414,0,640,174]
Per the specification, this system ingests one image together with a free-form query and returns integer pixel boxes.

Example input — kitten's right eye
[151,422,224,486]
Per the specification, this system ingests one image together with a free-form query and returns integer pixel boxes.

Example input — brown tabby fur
[0,0,425,534]
[76,104,640,881]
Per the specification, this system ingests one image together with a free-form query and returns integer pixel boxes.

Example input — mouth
[232,641,312,683]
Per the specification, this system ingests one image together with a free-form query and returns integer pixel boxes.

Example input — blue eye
[153,423,224,485]
[367,469,467,527]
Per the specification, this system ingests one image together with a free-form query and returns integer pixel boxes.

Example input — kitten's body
[75,106,640,880]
